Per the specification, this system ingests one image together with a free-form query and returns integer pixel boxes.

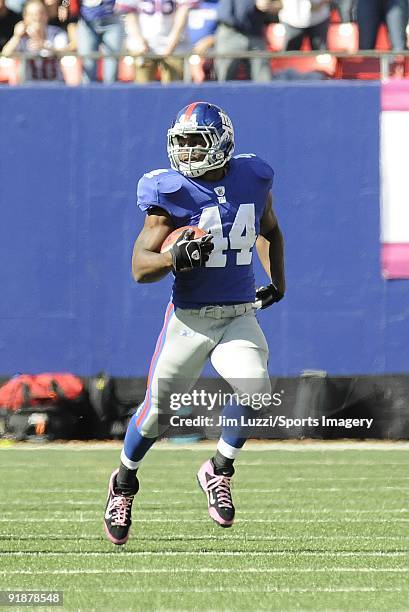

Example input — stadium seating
[0,58,20,84]
[265,23,286,52]
[0,57,12,83]
[265,22,316,52]
[270,53,337,78]
[60,56,82,86]
[117,56,136,82]
[95,57,136,82]
[1,17,408,85]
[337,56,409,80]
[0,55,84,86]
[329,8,341,23]
[375,23,391,51]
[336,57,381,79]
[188,54,206,83]
[327,23,359,53]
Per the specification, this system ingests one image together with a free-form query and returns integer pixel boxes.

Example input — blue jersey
[136,154,274,308]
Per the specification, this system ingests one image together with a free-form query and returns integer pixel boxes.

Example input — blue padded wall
[1,82,407,376]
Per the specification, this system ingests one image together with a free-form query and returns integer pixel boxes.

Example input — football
[160,226,207,253]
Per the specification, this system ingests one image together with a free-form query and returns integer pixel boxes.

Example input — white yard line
[1,567,409,575]
[1,535,409,542]
[62,586,408,593]
[3,551,409,557]
[2,517,409,523]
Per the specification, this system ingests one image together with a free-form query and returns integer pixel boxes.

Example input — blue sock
[122,412,157,466]
[219,401,254,449]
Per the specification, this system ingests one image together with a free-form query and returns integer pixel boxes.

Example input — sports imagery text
[169,415,374,430]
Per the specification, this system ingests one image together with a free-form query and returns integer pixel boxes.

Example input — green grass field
[1,442,409,610]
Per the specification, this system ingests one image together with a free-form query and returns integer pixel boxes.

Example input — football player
[104,101,285,544]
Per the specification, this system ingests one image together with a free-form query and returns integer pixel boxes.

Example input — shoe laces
[207,474,233,508]
[108,493,134,527]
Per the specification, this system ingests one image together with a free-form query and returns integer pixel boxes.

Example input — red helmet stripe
[184,102,199,120]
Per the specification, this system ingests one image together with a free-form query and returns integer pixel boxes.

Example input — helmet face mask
[167,102,235,178]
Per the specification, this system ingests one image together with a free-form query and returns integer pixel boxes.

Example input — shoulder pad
[137,169,184,216]
[142,169,183,194]
[157,171,183,194]
[233,154,274,181]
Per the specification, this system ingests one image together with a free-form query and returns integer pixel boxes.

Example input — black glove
[170,229,214,272]
[254,283,284,310]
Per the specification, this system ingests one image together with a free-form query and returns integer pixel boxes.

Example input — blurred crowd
[0,0,408,83]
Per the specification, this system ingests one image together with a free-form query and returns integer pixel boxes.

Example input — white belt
[181,303,253,319]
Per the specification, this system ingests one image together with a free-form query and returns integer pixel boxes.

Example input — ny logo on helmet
[177,113,198,130]
[219,111,233,132]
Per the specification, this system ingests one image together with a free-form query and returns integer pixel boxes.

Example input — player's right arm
[132,209,174,284]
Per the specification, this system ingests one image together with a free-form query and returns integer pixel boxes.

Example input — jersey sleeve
[249,155,274,188]
[136,174,159,213]
[136,169,184,219]
[234,154,274,189]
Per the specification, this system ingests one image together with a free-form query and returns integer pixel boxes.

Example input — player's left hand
[254,283,284,310]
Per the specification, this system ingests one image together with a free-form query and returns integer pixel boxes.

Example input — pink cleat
[103,469,137,545]
[197,459,235,527]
